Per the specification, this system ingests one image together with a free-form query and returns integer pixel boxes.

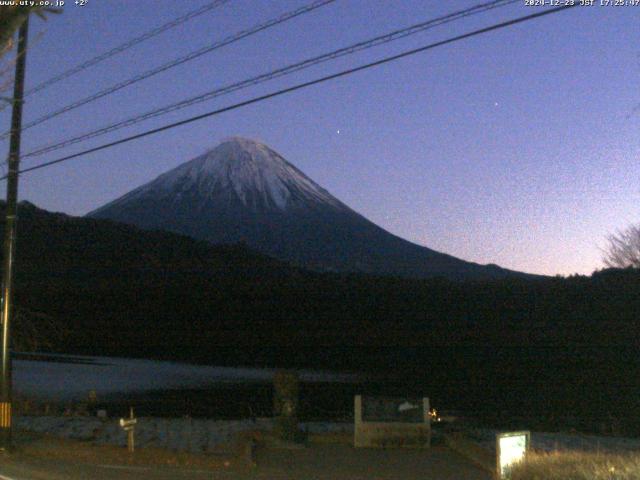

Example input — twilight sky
[0,0,638,276]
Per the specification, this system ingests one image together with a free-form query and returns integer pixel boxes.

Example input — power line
[0,0,335,139]
[6,4,576,181]
[23,0,518,160]
[14,0,230,101]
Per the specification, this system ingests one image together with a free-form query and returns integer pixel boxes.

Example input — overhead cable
[23,0,518,159]
[19,0,230,100]
[7,4,577,180]
[0,0,335,138]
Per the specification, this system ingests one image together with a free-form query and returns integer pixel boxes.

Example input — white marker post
[496,431,530,479]
[119,407,137,453]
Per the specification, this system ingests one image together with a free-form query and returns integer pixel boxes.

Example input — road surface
[0,444,491,479]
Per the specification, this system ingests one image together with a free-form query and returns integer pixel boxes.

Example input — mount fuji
[88,137,527,280]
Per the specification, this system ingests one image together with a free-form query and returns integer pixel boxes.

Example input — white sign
[398,401,419,412]
[496,431,530,478]
[119,417,137,431]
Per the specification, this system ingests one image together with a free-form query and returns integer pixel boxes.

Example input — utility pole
[0,16,29,451]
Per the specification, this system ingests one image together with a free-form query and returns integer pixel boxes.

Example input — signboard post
[119,407,137,453]
[496,431,530,479]
[354,395,430,448]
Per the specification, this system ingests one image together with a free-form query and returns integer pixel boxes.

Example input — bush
[510,451,640,480]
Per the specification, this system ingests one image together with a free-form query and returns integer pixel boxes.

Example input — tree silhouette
[0,6,59,53]
[603,223,640,269]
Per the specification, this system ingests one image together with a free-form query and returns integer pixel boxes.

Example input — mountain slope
[88,137,530,280]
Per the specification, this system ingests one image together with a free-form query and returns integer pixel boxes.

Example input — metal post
[0,16,29,450]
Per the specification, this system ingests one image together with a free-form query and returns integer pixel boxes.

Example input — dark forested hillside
[4,201,640,363]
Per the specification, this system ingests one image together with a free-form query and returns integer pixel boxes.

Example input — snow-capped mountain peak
[139,137,343,212]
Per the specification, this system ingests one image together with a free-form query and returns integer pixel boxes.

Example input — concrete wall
[17,415,353,453]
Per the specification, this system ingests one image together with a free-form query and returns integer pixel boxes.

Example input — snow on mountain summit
[127,137,344,212]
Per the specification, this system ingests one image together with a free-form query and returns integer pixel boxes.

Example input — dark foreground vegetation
[4,201,640,431]
[511,451,640,480]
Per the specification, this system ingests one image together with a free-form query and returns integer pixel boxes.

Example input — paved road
[0,456,237,480]
[0,445,491,480]
[254,445,492,480]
